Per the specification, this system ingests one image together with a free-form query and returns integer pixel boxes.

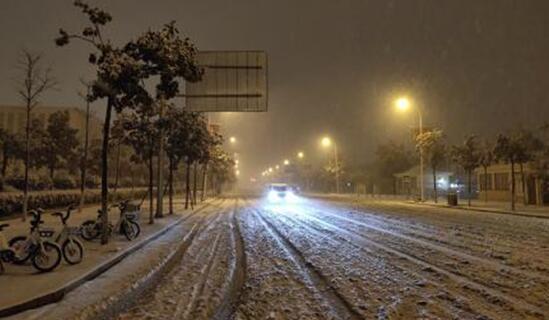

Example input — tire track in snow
[288,206,545,318]
[213,200,247,320]
[252,206,363,320]
[268,206,507,319]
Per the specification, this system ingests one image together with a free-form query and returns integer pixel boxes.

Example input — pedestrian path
[417,198,549,219]
[0,197,210,316]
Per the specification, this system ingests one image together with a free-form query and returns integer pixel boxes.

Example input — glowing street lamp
[320,136,340,194]
[275,165,280,170]
[394,96,424,201]
[283,159,290,166]
[297,151,304,159]
[229,136,236,144]
[395,97,410,112]
[268,167,273,173]
[235,170,240,176]
[321,136,332,148]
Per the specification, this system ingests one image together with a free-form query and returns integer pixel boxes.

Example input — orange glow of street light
[297,151,304,159]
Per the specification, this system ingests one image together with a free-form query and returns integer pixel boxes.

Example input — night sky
[1,0,548,180]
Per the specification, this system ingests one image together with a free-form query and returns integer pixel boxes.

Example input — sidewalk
[413,198,549,219]
[0,196,211,316]
[306,193,549,219]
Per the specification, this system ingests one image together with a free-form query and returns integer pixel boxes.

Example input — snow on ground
[12,195,549,320]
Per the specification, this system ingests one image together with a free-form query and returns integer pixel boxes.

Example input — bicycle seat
[0,224,9,231]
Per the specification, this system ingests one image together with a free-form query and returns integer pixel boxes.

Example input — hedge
[0,188,147,218]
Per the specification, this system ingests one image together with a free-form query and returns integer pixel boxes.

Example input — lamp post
[395,97,424,202]
[321,136,340,194]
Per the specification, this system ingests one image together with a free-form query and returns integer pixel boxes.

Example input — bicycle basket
[124,211,139,221]
[39,228,55,238]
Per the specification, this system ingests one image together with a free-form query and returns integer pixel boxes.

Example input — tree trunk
[483,165,488,203]
[201,163,208,202]
[432,166,438,204]
[510,161,516,211]
[22,105,31,221]
[148,151,154,224]
[155,99,165,219]
[193,162,198,206]
[114,142,121,195]
[185,161,191,210]
[49,165,55,190]
[168,157,174,215]
[467,169,472,207]
[100,97,113,244]
[519,163,526,205]
[0,152,7,191]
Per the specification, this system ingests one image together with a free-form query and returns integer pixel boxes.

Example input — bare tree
[14,50,57,220]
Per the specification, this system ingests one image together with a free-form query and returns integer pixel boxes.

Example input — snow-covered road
[116,196,549,320]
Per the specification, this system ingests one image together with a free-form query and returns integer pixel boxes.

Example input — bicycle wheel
[32,241,62,272]
[122,221,138,241]
[62,238,84,265]
[8,236,31,264]
[80,220,99,241]
[130,220,141,238]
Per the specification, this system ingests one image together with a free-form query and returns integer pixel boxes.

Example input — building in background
[0,105,102,142]
[475,163,548,206]
[394,165,454,200]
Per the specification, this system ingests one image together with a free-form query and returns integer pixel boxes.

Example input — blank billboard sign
[184,51,268,112]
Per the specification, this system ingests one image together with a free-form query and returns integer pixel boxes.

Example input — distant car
[267,183,297,202]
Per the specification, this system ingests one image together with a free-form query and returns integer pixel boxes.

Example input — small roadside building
[475,163,548,206]
[394,165,453,200]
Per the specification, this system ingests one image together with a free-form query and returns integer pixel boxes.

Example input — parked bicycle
[0,224,16,274]
[8,209,62,272]
[50,204,84,264]
[81,200,141,241]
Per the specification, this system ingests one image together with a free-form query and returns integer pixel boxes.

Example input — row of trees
[1,1,236,244]
[361,124,548,210]
[0,111,79,190]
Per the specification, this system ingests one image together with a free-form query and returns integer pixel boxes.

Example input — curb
[409,201,549,219]
[0,200,214,318]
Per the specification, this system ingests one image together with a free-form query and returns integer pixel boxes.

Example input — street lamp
[394,96,424,202]
[229,136,236,144]
[297,151,304,159]
[275,165,280,170]
[320,136,340,194]
[284,159,290,166]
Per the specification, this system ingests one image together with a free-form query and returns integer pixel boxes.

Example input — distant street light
[320,136,340,194]
[394,96,424,201]
[235,170,240,176]
[229,136,236,144]
[284,159,290,166]
[275,165,280,170]
[297,151,304,159]
[268,167,273,173]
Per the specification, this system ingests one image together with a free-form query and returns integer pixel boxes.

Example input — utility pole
[334,142,340,194]
[418,111,425,202]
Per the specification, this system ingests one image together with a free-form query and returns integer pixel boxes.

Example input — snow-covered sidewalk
[412,198,549,219]
[307,192,549,219]
[0,196,209,316]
